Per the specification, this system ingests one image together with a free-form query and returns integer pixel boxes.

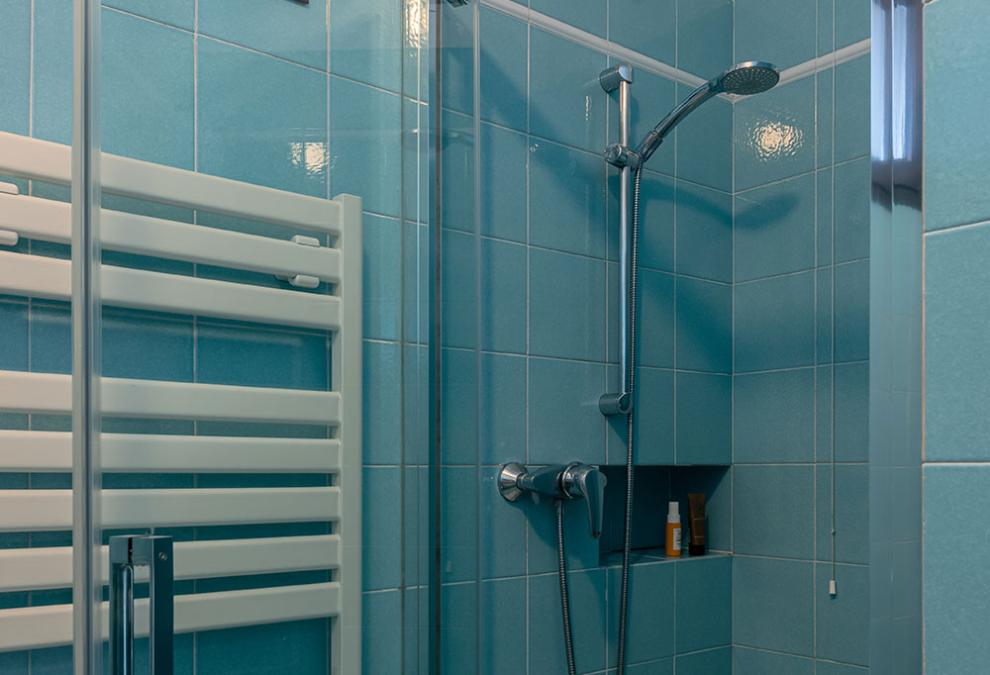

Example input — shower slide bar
[0,132,363,673]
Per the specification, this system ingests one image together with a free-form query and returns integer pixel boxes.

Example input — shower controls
[497,462,607,538]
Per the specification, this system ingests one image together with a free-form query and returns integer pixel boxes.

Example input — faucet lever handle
[562,463,607,539]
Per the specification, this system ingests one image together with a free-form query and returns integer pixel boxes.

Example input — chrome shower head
[633,61,780,166]
[714,61,780,95]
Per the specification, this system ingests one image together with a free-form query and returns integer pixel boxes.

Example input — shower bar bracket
[599,63,635,416]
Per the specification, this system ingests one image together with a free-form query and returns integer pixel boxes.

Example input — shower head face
[716,61,780,95]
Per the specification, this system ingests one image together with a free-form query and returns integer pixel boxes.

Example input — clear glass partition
[0,0,429,673]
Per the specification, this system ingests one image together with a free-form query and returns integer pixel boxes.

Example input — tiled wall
[0,0,427,673]
[729,0,871,673]
[923,2,990,674]
[438,0,737,672]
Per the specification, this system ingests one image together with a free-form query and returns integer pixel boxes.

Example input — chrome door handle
[110,535,174,675]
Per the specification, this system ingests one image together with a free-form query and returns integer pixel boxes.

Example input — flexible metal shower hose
[557,498,577,675]
[616,167,643,675]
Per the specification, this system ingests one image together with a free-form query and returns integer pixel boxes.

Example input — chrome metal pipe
[599,64,634,416]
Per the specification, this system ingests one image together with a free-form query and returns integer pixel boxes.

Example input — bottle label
[672,527,681,551]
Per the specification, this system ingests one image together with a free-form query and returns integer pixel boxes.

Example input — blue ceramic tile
[734,465,814,558]
[403,98,429,220]
[32,0,72,143]
[404,222,430,343]
[926,223,990,459]
[481,123,528,243]
[676,277,731,373]
[734,271,815,372]
[0,302,28,371]
[196,320,328,390]
[634,367,675,465]
[676,556,731,652]
[834,259,869,363]
[0,652,27,675]
[330,76,402,215]
[637,269,675,368]
[835,0,870,49]
[442,348,478,465]
[530,28,608,152]
[677,0,733,78]
[676,84,732,192]
[676,373,731,465]
[833,157,871,263]
[816,563,869,665]
[627,658,674,674]
[529,570,606,673]
[734,77,816,191]
[925,0,990,231]
[816,464,868,566]
[816,267,834,364]
[331,0,402,92]
[732,646,814,675]
[817,168,834,266]
[442,110,476,233]
[481,238,527,353]
[441,582,479,672]
[732,557,814,655]
[622,171,675,271]
[104,0,194,29]
[816,662,869,675]
[527,482,603,574]
[196,620,328,674]
[364,340,402,465]
[817,68,834,168]
[479,467,528,578]
[532,0,606,36]
[480,578,527,674]
[733,368,815,463]
[606,562,675,666]
[734,173,816,282]
[0,0,29,135]
[103,309,193,382]
[403,345,430,466]
[735,0,816,69]
[199,38,327,196]
[200,0,326,69]
[363,214,402,341]
[676,648,731,675]
[363,590,402,674]
[827,362,869,462]
[529,248,606,362]
[925,464,990,675]
[442,228,478,349]
[364,467,402,590]
[479,7,528,130]
[441,1,474,114]
[676,181,732,283]
[442,467,479,582]
[530,141,607,258]
[479,353,526,465]
[528,357,605,465]
[818,0,835,55]
[833,55,870,163]
[30,301,71,374]
[609,0,675,64]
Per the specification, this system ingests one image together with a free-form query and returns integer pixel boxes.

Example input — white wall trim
[480,0,871,103]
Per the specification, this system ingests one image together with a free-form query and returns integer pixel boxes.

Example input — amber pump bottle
[665,501,682,557]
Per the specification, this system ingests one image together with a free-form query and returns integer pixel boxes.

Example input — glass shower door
[0,0,430,673]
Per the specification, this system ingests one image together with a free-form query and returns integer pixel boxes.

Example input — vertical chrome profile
[71,0,101,673]
[599,64,634,416]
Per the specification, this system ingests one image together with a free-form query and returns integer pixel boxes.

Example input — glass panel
[91,0,427,673]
